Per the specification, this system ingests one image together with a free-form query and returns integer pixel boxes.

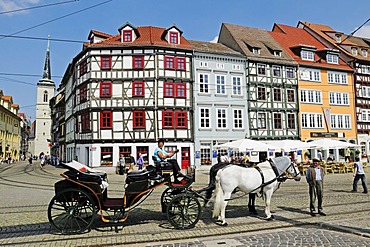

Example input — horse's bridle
[285,162,300,179]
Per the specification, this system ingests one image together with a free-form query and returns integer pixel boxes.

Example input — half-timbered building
[189,40,247,166]
[62,23,194,167]
[298,22,370,156]
[270,23,357,160]
[218,23,300,140]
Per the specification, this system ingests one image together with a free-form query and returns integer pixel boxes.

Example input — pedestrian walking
[129,154,136,171]
[345,148,351,163]
[306,157,326,217]
[117,155,125,175]
[352,156,368,194]
[137,153,144,170]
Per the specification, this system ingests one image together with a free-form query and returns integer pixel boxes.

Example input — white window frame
[352,48,358,56]
[199,108,210,128]
[199,61,208,67]
[286,67,295,78]
[215,75,226,95]
[217,108,227,129]
[301,113,324,128]
[326,54,339,64]
[331,114,351,129]
[199,73,209,94]
[287,89,296,103]
[233,109,243,129]
[257,64,266,75]
[272,65,281,77]
[273,112,283,130]
[299,68,320,82]
[328,71,348,85]
[257,112,267,129]
[301,50,314,61]
[362,49,368,58]
[232,76,242,96]
[300,89,322,104]
[329,92,349,106]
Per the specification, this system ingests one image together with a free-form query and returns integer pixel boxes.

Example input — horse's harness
[224,159,298,201]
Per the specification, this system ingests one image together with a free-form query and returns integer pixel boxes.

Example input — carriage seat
[152,156,173,172]
[126,167,161,183]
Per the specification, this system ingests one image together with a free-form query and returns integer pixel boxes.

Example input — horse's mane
[256,160,271,168]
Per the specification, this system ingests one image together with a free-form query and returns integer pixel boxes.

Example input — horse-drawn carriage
[47,159,202,234]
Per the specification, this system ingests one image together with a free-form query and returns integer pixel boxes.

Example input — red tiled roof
[17,112,25,118]
[299,22,370,62]
[269,24,352,71]
[90,30,112,38]
[85,26,193,50]
[11,104,19,109]
[2,95,12,101]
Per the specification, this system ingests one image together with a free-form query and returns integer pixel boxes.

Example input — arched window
[43,91,48,102]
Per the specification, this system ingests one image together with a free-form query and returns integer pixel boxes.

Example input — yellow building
[271,24,357,144]
[0,90,21,161]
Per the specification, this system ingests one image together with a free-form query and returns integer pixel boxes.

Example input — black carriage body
[124,179,150,207]
[54,170,108,203]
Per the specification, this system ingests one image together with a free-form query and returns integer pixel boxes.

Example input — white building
[189,40,249,165]
[62,23,194,168]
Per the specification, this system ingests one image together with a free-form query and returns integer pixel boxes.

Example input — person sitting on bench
[153,138,190,183]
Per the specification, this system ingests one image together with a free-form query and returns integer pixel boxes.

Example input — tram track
[1,201,369,246]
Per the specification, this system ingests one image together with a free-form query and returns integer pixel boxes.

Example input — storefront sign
[310,132,341,138]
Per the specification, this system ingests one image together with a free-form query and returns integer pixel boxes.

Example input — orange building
[270,24,356,147]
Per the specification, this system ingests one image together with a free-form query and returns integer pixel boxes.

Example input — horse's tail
[212,171,224,218]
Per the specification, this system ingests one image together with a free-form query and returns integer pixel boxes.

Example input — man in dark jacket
[306,158,326,216]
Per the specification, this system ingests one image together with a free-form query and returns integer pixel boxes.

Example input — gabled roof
[218,23,296,65]
[2,95,12,102]
[270,23,352,71]
[188,40,244,57]
[84,26,192,50]
[11,104,19,109]
[88,30,112,40]
[299,21,370,62]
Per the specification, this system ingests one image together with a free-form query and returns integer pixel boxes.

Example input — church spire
[42,35,51,80]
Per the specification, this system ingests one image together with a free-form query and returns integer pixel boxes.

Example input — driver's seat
[152,156,173,177]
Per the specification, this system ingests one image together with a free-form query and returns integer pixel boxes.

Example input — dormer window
[335,34,341,43]
[273,50,281,57]
[253,48,260,55]
[118,23,138,43]
[169,32,179,44]
[301,50,314,61]
[362,49,368,57]
[122,30,132,42]
[352,47,358,56]
[327,54,339,64]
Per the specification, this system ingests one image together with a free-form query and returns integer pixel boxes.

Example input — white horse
[212,156,301,226]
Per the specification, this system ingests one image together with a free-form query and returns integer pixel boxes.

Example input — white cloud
[0,0,41,15]
[354,25,370,39]
[210,35,219,43]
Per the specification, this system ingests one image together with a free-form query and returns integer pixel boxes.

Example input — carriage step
[103,198,124,208]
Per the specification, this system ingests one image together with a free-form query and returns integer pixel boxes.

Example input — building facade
[298,22,370,156]
[218,23,300,141]
[0,91,20,161]
[62,23,194,168]
[189,40,248,166]
[270,23,357,160]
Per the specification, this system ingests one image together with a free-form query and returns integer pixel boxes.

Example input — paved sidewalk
[0,161,369,246]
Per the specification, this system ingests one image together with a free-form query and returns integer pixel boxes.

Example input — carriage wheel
[160,188,178,213]
[48,188,96,234]
[166,193,201,229]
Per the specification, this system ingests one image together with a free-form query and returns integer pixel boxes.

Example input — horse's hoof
[266,215,274,221]
[215,220,228,226]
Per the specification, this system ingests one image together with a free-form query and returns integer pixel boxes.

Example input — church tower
[34,36,55,157]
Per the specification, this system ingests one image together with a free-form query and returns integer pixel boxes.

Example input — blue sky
[0,0,370,121]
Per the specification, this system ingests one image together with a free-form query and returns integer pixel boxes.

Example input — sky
[0,0,370,121]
